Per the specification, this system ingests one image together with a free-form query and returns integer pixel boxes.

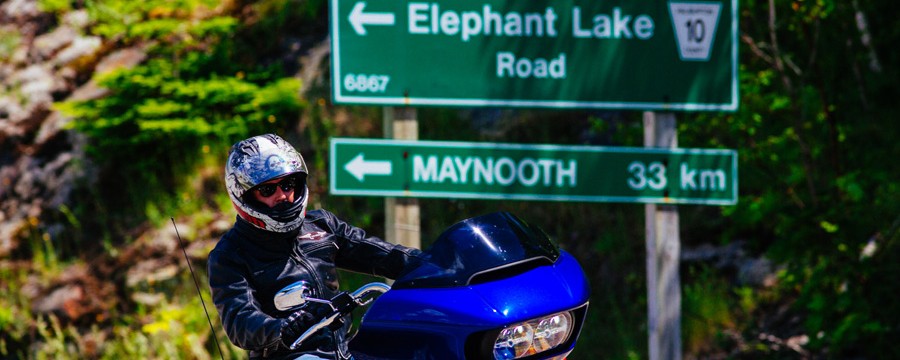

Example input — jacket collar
[232,216,300,252]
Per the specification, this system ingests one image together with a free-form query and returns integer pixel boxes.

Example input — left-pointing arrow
[345,153,392,181]
[349,2,395,35]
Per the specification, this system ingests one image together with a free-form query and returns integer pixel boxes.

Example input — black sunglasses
[255,176,297,197]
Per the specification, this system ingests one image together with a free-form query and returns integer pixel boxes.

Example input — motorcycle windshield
[393,212,560,289]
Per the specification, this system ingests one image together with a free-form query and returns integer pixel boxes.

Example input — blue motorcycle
[275,212,591,359]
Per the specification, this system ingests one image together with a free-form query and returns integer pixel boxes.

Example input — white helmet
[225,134,309,232]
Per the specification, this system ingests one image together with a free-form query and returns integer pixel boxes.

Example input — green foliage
[0,267,32,358]
[37,0,71,13]
[682,265,737,354]
[679,0,900,357]
[86,0,224,40]
[0,28,20,61]
[58,0,304,228]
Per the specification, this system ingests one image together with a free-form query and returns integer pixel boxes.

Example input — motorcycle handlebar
[289,282,391,350]
[350,282,391,305]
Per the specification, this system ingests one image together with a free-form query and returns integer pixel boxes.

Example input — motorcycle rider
[208,134,425,359]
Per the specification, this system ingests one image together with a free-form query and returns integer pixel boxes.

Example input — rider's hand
[280,308,325,349]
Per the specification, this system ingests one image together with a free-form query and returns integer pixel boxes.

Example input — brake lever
[290,311,343,350]
[288,293,360,349]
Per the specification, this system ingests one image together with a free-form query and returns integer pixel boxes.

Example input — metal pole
[643,111,682,360]
[383,107,421,250]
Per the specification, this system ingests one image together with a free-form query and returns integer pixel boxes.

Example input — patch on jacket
[298,231,327,240]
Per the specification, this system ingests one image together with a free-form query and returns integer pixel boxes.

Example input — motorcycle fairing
[350,212,590,359]
[392,212,561,289]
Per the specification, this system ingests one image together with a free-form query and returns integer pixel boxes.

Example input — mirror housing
[274,281,312,311]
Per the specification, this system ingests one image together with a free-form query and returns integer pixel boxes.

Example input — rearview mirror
[274,281,312,311]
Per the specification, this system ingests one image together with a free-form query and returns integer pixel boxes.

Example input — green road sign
[330,138,738,205]
[330,0,738,111]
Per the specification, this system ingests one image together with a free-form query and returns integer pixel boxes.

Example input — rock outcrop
[1,0,151,324]
[0,0,146,258]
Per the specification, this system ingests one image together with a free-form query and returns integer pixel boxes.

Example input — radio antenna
[172,217,226,360]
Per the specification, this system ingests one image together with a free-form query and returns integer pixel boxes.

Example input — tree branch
[852,0,883,73]
[768,0,793,93]
[740,34,775,66]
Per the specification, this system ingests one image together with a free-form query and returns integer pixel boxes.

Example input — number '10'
[685,19,706,42]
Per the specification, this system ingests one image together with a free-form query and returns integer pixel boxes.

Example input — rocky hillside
[0,0,326,343]
[0,0,198,333]
[1,0,140,255]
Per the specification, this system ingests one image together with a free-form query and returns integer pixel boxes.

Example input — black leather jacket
[208,209,424,359]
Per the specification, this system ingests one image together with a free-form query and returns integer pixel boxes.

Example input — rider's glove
[280,309,323,349]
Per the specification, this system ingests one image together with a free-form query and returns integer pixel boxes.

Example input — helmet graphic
[225,134,309,232]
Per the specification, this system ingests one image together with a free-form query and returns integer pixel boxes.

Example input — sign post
[383,109,421,251]
[331,0,738,110]
[644,112,682,360]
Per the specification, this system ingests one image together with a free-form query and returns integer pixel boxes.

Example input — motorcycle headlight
[532,313,572,352]
[493,324,534,359]
[492,311,574,359]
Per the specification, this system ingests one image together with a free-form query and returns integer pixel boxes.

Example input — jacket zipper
[291,239,341,355]
[291,244,325,299]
